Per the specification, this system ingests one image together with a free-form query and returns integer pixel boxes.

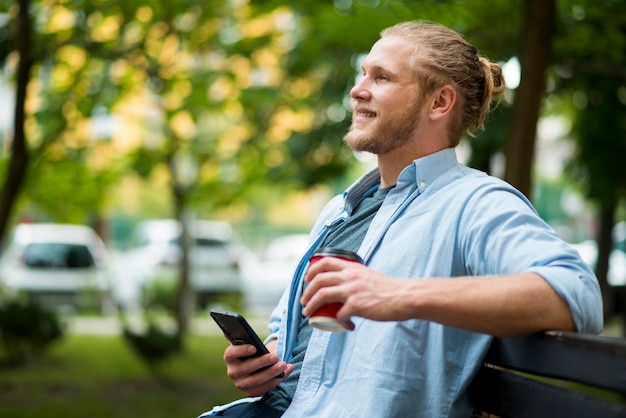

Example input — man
[200,21,603,417]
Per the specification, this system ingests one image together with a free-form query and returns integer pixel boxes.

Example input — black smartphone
[210,308,269,355]
[209,308,284,377]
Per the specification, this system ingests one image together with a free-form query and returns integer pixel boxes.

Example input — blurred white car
[0,223,114,313]
[115,219,252,309]
[570,240,626,286]
[241,234,310,313]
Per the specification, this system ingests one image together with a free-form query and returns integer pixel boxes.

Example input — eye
[376,74,390,82]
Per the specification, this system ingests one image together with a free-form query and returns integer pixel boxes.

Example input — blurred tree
[504,0,556,198]
[556,0,626,323]
[0,0,31,244]
[567,77,626,322]
[0,0,126,236]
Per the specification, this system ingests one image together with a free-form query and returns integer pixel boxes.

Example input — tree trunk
[0,0,31,243]
[167,152,195,338]
[503,0,555,198]
[595,204,616,323]
[175,206,196,337]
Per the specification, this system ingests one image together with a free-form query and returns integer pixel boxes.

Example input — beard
[343,98,423,155]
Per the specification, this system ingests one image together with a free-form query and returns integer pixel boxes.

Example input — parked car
[241,234,310,313]
[0,223,114,313]
[116,219,252,309]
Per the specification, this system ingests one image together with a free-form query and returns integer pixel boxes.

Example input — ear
[428,85,456,121]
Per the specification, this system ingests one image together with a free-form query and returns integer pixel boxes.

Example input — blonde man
[200,21,602,418]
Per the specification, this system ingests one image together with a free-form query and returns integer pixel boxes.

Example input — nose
[350,76,371,101]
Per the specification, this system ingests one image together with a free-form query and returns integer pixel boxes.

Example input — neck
[376,127,453,187]
[376,145,434,188]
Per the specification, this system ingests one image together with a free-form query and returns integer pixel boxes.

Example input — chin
[345,138,378,154]
[344,133,365,151]
[345,123,385,151]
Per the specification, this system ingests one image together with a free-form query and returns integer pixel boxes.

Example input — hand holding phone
[210,308,284,378]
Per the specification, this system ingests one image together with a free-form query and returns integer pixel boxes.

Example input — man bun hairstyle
[381,21,506,146]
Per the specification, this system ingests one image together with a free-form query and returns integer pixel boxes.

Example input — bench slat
[483,332,626,393]
[470,366,626,418]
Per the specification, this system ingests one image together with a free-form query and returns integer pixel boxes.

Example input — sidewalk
[65,312,272,336]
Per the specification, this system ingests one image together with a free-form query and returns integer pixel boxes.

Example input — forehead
[362,36,416,72]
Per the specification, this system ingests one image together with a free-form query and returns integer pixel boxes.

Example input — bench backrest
[469,331,626,418]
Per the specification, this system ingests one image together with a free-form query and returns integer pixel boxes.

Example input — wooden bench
[469,331,626,418]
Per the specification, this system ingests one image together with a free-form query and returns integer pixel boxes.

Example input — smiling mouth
[354,108,376,118]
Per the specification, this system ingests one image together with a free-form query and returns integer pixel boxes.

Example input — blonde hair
[381,21,505,145]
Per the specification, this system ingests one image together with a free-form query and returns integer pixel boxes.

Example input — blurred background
[0,0,625,416]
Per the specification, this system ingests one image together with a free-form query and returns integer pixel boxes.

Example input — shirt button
[325,219,332,226]
[419,181,426,187]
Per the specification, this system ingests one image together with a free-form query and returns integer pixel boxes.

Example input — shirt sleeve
[460,182,603,334]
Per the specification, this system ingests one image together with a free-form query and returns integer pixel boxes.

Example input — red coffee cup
[307,247,364,332]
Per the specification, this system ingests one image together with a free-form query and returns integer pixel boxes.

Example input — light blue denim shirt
[201,148,603,418]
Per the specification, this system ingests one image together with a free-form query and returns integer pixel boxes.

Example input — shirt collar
[400,147,459,193]
[343,169,381,215]
[343,148,459,214]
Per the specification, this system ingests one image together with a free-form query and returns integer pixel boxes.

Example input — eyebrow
[361,63,397,76]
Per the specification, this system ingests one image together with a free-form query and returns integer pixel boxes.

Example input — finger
[336,305,356,330]
[224,343,257,362]
[301,282,327,315]
[301,268,347,304]
[227,352,281,382]
[302,285,346,317]
[301,274,323,304]
[238,363,294,397]
[244,353,282,375]
[304,257,348,283]
[233,361,292,395]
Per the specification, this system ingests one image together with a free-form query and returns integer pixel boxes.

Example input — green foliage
[0,298,64,366]
[553,0,626,208]
[555,0,626,64]
[566,76,626,205]
[23,156,122,223]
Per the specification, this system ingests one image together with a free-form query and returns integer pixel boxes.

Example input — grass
[0,333,243,418]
